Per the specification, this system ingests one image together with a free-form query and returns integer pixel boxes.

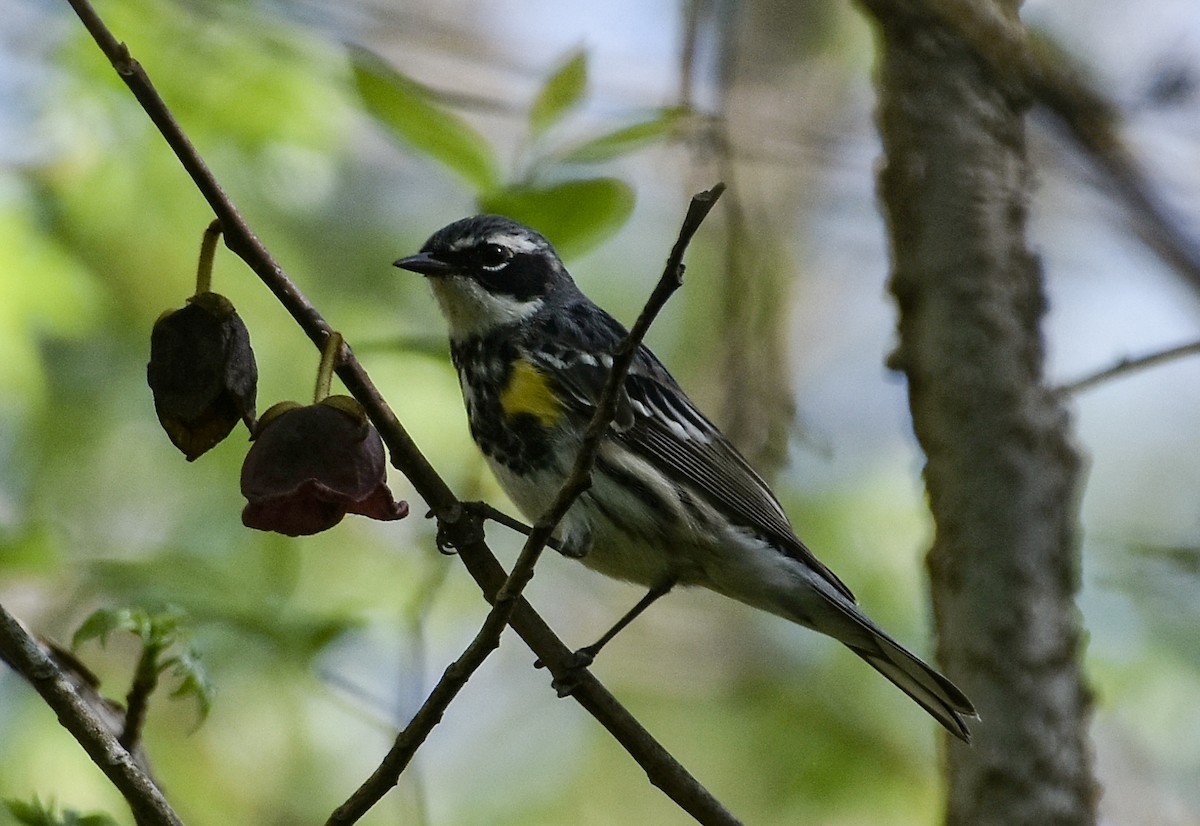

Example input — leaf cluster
[72,605,213,723]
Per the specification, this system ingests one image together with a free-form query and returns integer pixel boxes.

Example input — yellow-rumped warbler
[395,214,976,741]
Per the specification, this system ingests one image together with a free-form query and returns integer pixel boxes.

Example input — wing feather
[522,301,854,601]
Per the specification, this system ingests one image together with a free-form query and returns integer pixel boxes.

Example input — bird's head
[394,215,575,339]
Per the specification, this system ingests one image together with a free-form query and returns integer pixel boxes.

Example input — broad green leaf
[350,48,500,193]
[560,106,690,163]
[530,50,588,137]
[479,178,635,260]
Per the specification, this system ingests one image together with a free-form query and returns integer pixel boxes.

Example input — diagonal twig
[60,2,742,824]
[326,185,725,826]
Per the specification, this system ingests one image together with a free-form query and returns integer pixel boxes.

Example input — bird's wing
[523,304,855,602]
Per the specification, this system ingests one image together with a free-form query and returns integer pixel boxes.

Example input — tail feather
[850,636,976,742]
[813,585,977,742]
[706,538,977,740]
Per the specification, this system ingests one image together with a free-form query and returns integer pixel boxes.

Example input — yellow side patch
[499,360,562,427]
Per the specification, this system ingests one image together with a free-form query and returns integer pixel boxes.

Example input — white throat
[429,276,544,338]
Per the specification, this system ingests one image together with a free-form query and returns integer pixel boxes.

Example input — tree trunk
[860,2,1098,823]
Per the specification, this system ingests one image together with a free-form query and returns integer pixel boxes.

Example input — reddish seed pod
[240,396,408,536]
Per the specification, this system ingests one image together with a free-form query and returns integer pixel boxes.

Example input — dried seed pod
[147,292,257,461]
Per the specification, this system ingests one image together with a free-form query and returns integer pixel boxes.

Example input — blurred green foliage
[349,40,689,259]
[0,2,1009,824]
[351,48,501,193]
[529,50,589,138]
[3,0,1197,824]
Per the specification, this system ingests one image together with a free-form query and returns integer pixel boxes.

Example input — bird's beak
[393,252,452,277]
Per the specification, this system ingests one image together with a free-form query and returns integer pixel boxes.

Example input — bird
[394,214,976,742]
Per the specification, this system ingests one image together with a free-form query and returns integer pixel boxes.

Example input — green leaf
[165,648,215,723]
[73,606,186,651]
[560,106,690,163]
[530,49,588,137]
[478,178,635,260]
[72,607,135,650]
[72,606,213,728]
[350,47,500,193]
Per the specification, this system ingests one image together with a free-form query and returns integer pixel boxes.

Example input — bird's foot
[434,501,488,555]
[534,646,598,697]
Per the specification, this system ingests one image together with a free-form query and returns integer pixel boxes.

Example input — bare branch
[119,643,160,752]
[0,603,184,826]
[1058,339,1200,396]
[61,1,741,823]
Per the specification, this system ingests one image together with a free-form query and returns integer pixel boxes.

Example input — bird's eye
[478,243,511,268]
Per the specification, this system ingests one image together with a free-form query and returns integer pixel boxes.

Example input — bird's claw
[434,501,488,555]
[537,647,597,697]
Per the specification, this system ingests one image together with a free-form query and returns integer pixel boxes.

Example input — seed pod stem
[315,331,344,403]
[195,219,222,296]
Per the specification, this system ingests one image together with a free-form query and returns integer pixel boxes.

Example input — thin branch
[1026,48,1200,294]
[1057,339,1200,396]
[461,501,563,551]
[327,185,725,826]
[119,643,161,752]
[62,2,742,824]
[0,603,183,826]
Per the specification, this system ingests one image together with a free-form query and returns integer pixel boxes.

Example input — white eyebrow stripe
[447,232,544,255]
[484,232,544,254]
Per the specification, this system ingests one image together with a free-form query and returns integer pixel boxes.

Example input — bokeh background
[1,0,1199,823]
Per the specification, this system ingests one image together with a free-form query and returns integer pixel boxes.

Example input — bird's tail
[709,539,977,739]
[846,624,976,742]
[782,575,976,741]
